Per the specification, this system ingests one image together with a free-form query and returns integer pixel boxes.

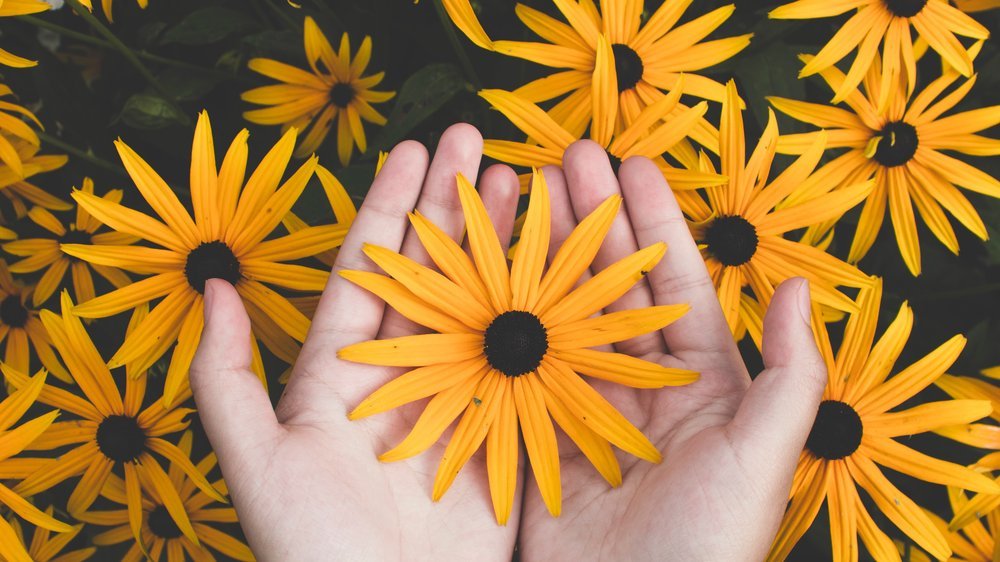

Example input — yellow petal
[338,333,483,367]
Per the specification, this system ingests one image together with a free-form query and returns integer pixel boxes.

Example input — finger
[280,141,428,417]
[617,156,739,361]
[462,164,520,255]
[563,141,661,357]
[728,278,827,493]
[379,124,484,339]
[542,164,578,264]
[191,280,283,471]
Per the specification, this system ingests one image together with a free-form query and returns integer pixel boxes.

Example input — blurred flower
[77,0,147,22]
[62,111,348,405]
[0,0,51,68]
[340,169,696,524]
[769,0,989,112]
[10,293,227,549]
[0,369,72,562]
[479,81,725,192]
[0,260,69,382]
[244,16,395,165]
[769,44,1000,276]
[766,280,999,561]
[3,178,135,307]
[0,139,71,219]
[682,81,873,335]
[444,0,750,141]
[80,431,253,561]
[54,44,103,86]
[5,507,95,562]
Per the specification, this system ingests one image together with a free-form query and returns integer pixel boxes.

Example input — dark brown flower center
[96,415,147,463]
[612,44,644,92]
[60,228,92,246]
[806,400,863,460]
[872,121,918,167]
[330,83,356,108]
[184,241,241,294]
[148,504,183,539]
[483,311,548,377]
[704,215,759,267]
[0,295,28,328]
[883,0,928,17]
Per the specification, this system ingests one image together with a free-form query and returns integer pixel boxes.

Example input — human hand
[189,124,524,561]
[515,141,828,561]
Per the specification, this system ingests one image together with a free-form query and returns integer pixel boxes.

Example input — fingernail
[795,278,812,326]
[203,280,215,324]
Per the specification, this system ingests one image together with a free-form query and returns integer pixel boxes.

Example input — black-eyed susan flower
[10,293,227,549]
[480,83,724,193]
[79,431,252,562]
[766,279,1000,562]
[769,0,989,111]
[891,481,1000,561]
[933,370,1000,451]
[683,81,873,335]
[769,46,1000,276]
[60,111,348,405]
[0,0,50,67]
[0,139,70,219]
[445,0,750,140]
[340,169,697,524]
[78,0,147,22]
[5,507,95,562]
[0,85,45,178]
[243,16,394,165]
[3,178,135,307]
[0,369,72,562]
[0,261,68,382]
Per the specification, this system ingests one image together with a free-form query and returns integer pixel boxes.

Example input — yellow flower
[3,178,136,307]
[444,0,750,141]
[79,431,253,562]
[9,293,227,550]
[78,0,148,23]
[682,81,873,335]
[340,168,697,524]
[0,0,50,67]
[243,16,395,165]
[0,139,71,219]
[769,0,990,111]
[60,111,349,405]
[4,506,95,562]
[0,369,72,562]
[766,279,1000,562]
[769,44,1000,276]
[0,261,68,382]
[0,85,45,178]
[479,82,725,193]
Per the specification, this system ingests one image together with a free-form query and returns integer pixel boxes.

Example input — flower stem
[433,0,480,90]
[36,131,129,179]
[62,0,193,127]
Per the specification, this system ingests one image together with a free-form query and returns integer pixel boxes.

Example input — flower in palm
[769,44,1000,276]
[244,17,395,165]
[340,168,697,524]
[3,178,135,307]
[767,280,1000,561]
[61,111,349,405]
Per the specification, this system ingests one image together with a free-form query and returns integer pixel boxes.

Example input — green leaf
[117,94,186,130]
[156,68,223,102]
[160,6,259,46]
[371,63,469,151]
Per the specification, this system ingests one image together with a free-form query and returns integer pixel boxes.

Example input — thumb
[190,279,282,470]
[728,277,827,479]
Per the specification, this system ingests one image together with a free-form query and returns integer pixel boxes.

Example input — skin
[190,124,828,562]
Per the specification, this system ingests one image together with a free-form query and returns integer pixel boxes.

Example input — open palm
[190,127,827,561]
[517,142,826,561]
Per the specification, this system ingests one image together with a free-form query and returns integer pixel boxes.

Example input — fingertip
[564,139,608,166]
[439,122,484,153]
[385,139,430,173]
[480,163,519,196]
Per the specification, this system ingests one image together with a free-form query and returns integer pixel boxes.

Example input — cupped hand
[516,141,827,561]
[189,124,524,561]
